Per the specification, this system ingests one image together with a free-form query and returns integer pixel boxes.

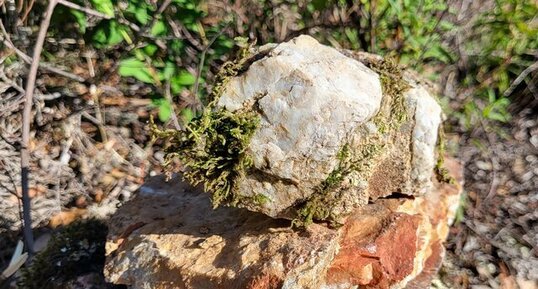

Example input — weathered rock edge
[154,35,443,224]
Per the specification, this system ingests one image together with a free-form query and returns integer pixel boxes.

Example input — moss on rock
[434,125,455,184]
[153,108,259,208]
[292,58,412,227]
[152,42,261,208]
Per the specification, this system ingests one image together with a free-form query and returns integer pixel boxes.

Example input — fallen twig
[20,0,59,260]
[503,60,538,97]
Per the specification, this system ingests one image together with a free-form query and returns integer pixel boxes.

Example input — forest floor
[438,109,538,289]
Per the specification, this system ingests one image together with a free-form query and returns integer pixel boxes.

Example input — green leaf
[90,0,114,17]
[423,44,454,63]
[152,98,172,122]
[135,7,150,25]
[143,44,158,56]
[151,20,167,36]
[169,39,185,53]
[118,58,155,84]
[159,101,172,122]
[175,70,196,85]
[70,9,87,34]
[312,0,330,10]
[92,21,125,47]
[170,70,196,94]
[181,108,194,124]
[160,61,176,81]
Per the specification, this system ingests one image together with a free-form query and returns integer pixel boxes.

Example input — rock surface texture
[105,36,457,288]
[211,35,442,221]
[104,158,463,289]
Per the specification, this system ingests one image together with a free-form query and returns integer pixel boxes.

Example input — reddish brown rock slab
[104,158,463,289]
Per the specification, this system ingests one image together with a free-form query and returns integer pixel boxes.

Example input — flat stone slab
[104,158,463,289]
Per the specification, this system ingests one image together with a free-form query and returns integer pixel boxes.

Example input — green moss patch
[370,58,410,133]
[434,125,455,184]
[153,108,259,208]
[152,45,261,208]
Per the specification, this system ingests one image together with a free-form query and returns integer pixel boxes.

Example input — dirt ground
[437,109,538,289]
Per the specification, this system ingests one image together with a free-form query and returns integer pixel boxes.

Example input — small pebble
[502,235,517,246]
[476,161,493,170]
[487,263,497,274]
[463,236,480,252]
[520,246,531,258]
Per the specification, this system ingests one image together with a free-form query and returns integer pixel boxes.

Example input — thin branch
[20,0,59,260]
[193,28,227,100]
[40,63,85,82]
[144,0,171,35]
[58,0,112,19]
[503,60,538,97]
[20,0,36,23]
[164,80,182,130]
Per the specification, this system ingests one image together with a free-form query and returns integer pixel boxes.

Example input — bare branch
[503,61,538,97]
[20,0,59,260]
[164,80,182,131]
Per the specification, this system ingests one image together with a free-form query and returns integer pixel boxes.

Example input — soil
[437,109,538,288]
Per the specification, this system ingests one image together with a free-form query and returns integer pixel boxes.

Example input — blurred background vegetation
[1,0,537,288]
[2,0,537,127]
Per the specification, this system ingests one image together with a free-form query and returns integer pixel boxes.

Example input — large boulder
[156,35,442,223]
[103,158,463,289]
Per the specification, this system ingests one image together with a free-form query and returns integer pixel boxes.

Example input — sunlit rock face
[103,158,463,289]
[214,35,442,221]
[103,35,455,289]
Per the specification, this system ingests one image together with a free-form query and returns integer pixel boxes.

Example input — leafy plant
[49,0,234,124]
[458,0,537,126]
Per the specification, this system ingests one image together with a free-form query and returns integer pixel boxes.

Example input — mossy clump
[293,58,411,227]
[152,42,261,208]
[370,58,410,133]
[153,108,259,208]
[18,219,109,289]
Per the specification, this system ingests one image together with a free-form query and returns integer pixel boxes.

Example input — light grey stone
[214,35,442,221]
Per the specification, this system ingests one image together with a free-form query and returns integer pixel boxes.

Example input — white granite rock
[212,35,442,221]
[405,84,443,194]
